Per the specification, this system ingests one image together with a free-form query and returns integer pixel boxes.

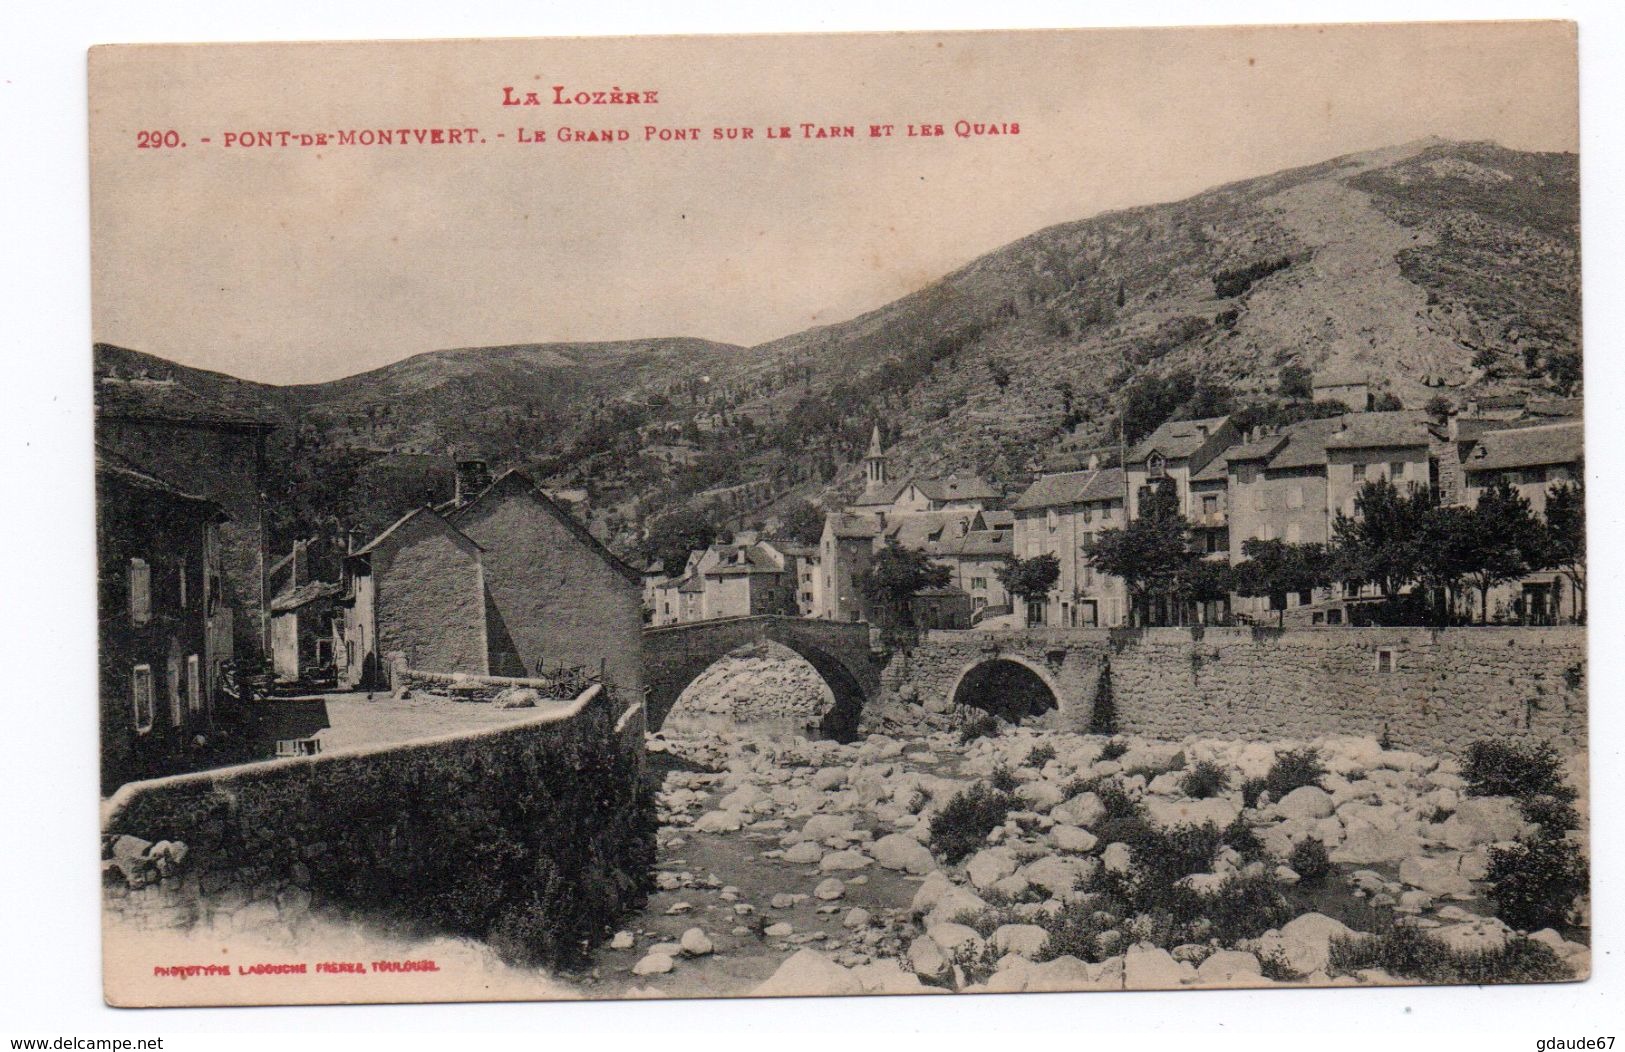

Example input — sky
[88,21,1578,385]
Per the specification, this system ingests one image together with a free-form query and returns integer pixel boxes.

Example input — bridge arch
[946,655,1063,722]
[642,617,879,741]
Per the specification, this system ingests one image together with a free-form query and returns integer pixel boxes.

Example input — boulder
[1264,912,1365,975]
[993,873,1032,899]
[631,952,675,976]
[1123,943,1187,989]
[909,871,956,916]
[966,848,1018,890]
[924,886,991,930]
[1398,855,1475,897]
[693,810,745,834]
[1432,916,1513,954]
[1058,791,1106,828]
[818,849,872,873]
[843,907,872,930]
[752,949,860,997]
[679,928,714,956]
[1051,825,1099,854]
[908,934,951,981]
[927,922,985,954]
[802,814,856,839]
[1144,797,1240,830]
[991,923,1050,959]
[1016,779,1066,812]
[811,766,848,791]
[764,922,793,937]
[609,931,635,950]
[782,841,823,864]
[870,833,935,874]
[1196,949,1262,984]
[1437,797,1527,849]
[1276,785,1335,821]
[814,878,846,901]
[1020,856,1096,898]
[1102,842,1133,874]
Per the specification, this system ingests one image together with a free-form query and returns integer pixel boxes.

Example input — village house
[1124,416,1239,520]
[930,518,1015,621]
[818,513,883,622]
[336,508,487,689]
[1008,461,1129,627]
[1311,365,1374,411]
[448,470,644,696]
[95,370,275,660]
[96,446,229,792]
[1458,420,1585,623]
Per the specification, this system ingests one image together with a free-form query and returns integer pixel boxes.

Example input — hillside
[94,139,1580,561]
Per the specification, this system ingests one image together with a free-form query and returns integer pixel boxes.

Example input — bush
[1179,873,1297,945]
[1100,739,1129,763]
[1221,816,1267,863]
[1024,743,1058,769]
[928,782,1018,864]
[1487,833,1589,932]
[1263,748,1326,800]
[989,763,1020,794]
[1257,947,1307,982]
[1288,836,1332,884]
[1241,777,1269,810]
[1328,921,1571,983]
[1520,793,1580,835]
[1179,760,1231,800]
[959,713,1002,745]
[1463,738,1575,801]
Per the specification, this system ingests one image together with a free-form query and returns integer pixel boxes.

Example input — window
[186,654,201,714]
[168,654,182,727]
[131,665,154,733]
[1288,486,1304,510]
[1046,509,1058,533]
[1026,599,1046,626]
[1375,647,1398,674]
[129,558,151,625]
[1353,463,1366,482]
[1299,587,1313,606]
[177,557,187,609]
[1082,505,1093,524]
[971,576,987,591]
[1523,467,1547,486]
[1202,495,1217,517]
[1147,452,1166,479]
[1390,461,1405,482]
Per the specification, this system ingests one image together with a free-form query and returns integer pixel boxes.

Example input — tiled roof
[1266,416,1354,470]
[271,580,340,613]
[1464,421,1584,472]
[1189,457,1229,484]
[938,528,1014,557]
[913,584,969,598]
[96,376,274,429]
[351,507,481,556]
[677,574,704,594]
[884,511,980,550]
[850,481,906,507]
[1009,467,1126,511]
[1527,397,1583,420]
[827,513,882,539]
[912,475,1001,503]
[94,444,220,509]
[980,509,1016,528]
[1128,416,1229,462]
[1221,435,1289,463]
[1322,411,1431,451]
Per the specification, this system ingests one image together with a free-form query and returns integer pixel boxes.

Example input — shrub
[1100,739,1129,763]
[1179,873,1297,945]
[1024,743,1058,769]
[1257,947,1307,982]
[1520,793,1580,835]
[989,764,1020,794]
[1287,836,1332,884]
[1221,816,1267,863]
[1033,898,1117,963]
[1240,777,1269,810]
[1328,921,1571,983]
[959,713,1002,745]
[1179,760,1231,800]
[928,782,1018,864]
[1263,748,1326,800]
[1487,833,1589,932]
[1463,738,1575,801]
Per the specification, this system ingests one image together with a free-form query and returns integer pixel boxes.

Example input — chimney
[291,539,309,588]
[455,458,493,506]
[1447,410,1460,444]
[1087,452,1099,470]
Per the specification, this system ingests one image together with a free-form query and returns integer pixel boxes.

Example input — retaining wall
[101,684,654,965]
[887,626,1587,755]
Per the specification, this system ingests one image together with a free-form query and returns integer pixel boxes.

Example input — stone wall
[373,515,487,677]
[102,684,653,957]
[888,626,1587,756]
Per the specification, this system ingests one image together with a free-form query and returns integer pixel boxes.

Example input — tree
[1087,481,1193,625]
[1332,478,1436,599]
[1278,365,1314,401]
[988,358,1012,390]
[644,508,721,575]
[996,554,1061,613]
[1415,504,1481,624]
[1458,479,1546,624]
[854,541,951,632]
[1425,394,1455,421]
[1372,392,1405,412]
[1178,557,1235,622]
[1543,480,1585,621]
[775,499,827,547]
[1231,540,1333,626]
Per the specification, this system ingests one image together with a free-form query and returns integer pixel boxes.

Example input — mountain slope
[95,139,1580,558]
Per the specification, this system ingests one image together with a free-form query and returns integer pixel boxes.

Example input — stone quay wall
[886,626,1587,756]
[101,684,652,950]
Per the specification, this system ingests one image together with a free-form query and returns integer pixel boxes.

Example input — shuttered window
[167,654,183,727]
[129,558,151,625]
[186,654,201,714]
[132,665,154,732]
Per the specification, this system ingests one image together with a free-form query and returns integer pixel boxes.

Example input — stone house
[909,585,974,630]
[1124,416,1239,520]
[95,371,275,660]
[1311,365,1373,411]
[1323,411,1435,521]
[818,514,882,622]
[449,470,643,696]
[1458,420,1584,622]
[337,508,486,689]
[1008,464,1129,627]
[97,446,228,792]
[931,522,1014,621]
[267,539,341,683]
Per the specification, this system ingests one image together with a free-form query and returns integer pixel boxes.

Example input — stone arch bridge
[641,616,881,738]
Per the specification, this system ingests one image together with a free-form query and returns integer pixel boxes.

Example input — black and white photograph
[71,17,1594,1016]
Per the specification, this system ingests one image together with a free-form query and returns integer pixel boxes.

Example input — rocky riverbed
[567,718,1589,998]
